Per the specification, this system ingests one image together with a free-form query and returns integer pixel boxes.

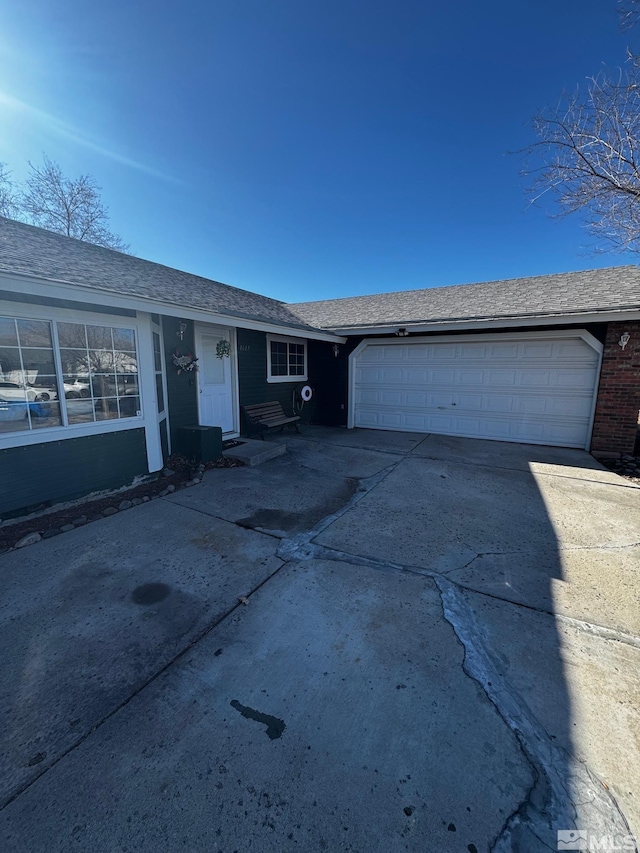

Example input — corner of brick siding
[590,321,640,455]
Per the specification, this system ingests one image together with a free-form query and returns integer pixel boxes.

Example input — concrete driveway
[1,427,639,852]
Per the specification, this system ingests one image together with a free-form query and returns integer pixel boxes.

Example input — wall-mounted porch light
[332,343,340,357]
[177,321,188,341]
[619,331,631,350]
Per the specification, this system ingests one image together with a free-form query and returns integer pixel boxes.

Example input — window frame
[0,304,146,450]
[266,334,308,383]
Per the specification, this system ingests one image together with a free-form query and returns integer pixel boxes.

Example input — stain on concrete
[190,531,218,549]
[235,509,303,532]
[230,699,286,740]
[236,479,359,534]
[131,583,171,605]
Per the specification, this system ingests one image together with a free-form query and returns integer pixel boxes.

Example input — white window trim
[0,304,162,471]
[266,334,308,383]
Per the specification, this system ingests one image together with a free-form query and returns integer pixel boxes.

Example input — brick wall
[590,321,640,455]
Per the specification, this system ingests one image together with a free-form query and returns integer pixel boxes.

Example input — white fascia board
[348,328,603,356]
[0,271,346,344]
[331,309,640,336]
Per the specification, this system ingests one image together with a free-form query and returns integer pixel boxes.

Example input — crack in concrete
[440,541,640,561]
[435,576,637,853]
[272,452,639,850]
[281,535,640,651]
[451,583,640,651]
[188,448,640,845]
[276,460,403,560]
[408,450,640,490]
[7,438,637,848]
[274,434,425,457]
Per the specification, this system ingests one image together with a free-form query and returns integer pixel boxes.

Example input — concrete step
[222,439,286,467]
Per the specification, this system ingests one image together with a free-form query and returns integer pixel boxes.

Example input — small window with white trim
[267,335,307,383]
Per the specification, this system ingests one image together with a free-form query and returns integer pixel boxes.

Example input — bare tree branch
[522,63,640,253]
[0,163,19,219]
[619,0,640,31]
[20,156,130,252]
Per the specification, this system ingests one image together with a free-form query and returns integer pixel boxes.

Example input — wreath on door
[216,340,231,359]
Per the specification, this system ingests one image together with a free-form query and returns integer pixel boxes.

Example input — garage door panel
[548,396,594,417]
[352,333,600,448]
[378,412,403,428]
[515,397,548,414]
[405,368,429,383]
[556,340,599,360]
[520,370,551,387]
[459,343,487,359]
[484,419,515,438]
[522,341,555,359]
[486,395,515,412]
[458,369,484,384]
[358,347,383,362]
[490,343,519,359]
[432,345,458,360]
[457,393,484,409]
[554,369,597,388]
[487,370,518,385]
[405,391,428,406]
[428,368,455,383]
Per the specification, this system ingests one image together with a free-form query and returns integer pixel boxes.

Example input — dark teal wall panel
[0,428,148,517]
[162,316,199,448]
[307,339,352,426]
[237,329,308,431]
[237,330,350,430]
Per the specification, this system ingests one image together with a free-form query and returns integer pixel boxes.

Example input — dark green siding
[0,428,148,517]
[237,329,302,432]
[237,329,347,431]
[307,339,352,426]
[162,316,199,448]
[159,419,169,461]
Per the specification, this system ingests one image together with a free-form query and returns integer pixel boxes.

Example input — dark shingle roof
[289,267,640,331]
[0,217,324,333]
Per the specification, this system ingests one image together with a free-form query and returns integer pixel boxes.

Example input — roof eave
[0,269,346,343]
[323,308,640,336]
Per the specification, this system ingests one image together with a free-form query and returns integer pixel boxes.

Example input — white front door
[195,325,235,434]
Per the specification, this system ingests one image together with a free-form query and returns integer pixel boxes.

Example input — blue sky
[0,0,635,302]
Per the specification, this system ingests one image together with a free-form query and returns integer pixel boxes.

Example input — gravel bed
[0,452,243,553]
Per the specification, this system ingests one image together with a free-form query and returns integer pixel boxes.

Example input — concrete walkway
[1,428,639,852]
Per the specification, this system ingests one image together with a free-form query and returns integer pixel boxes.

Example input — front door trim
[195,323,239,437]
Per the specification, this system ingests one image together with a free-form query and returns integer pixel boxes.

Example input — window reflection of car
[63,380,91,399]
[0,382,55,422]
[0,381,57,402]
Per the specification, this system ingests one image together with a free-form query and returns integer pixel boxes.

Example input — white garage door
[350,331,602,448]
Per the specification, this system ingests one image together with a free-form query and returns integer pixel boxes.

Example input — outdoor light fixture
[619,331,631,350]
[332,343,340,357]
[177,321,187,341]
[396,328,409,337]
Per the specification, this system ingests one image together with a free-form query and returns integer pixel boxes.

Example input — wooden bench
[242,401,301,439]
